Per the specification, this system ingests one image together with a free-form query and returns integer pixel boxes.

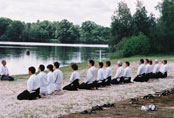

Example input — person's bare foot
[54,90,64,95]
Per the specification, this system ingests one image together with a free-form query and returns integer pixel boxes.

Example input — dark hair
[106,61,111,66]
[39,65,45,71]
[125,61,130,66]
[89,60,95,66]
[98,62,103,68]
[47,64,53,72]
[140,59,144,64]
[164,60,167,64]
[54,62,60,69]
[71,63,78,70]
[145,59,149,63]
[149,60,153,65]
[29,66,36,74]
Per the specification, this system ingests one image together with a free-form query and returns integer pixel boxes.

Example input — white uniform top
[153,64,160,73]
[97,68,105,81]
[145,64,151,74]
[37,72,48,94]
[0,66,9,75]
[47,72,55,94]
[114,66,124,78]
[27,74,39,93]
[137,64,146,75]
[123,67,131,78]
[53,69,63,90]
[104,67,112,79]
[149,65,153,73]
[69,71,80,83]
[160,64,168,74]
[85,66,98,84]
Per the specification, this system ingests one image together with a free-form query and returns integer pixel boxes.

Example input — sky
[0,0,162,27]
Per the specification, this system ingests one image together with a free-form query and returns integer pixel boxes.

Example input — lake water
[0,42,109,75]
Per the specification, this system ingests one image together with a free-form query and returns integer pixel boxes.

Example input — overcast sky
[0,0,162,26]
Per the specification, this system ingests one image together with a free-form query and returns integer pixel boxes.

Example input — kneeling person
[103,61,112,86]
[63,64,80,91]
[96,62,105,87]
[17,67,40,100]
[123,62,131,83]
[0,60,14,81]
[159,60,168,78]
[111,61,124,84]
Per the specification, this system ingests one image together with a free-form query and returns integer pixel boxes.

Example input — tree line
[0,19,110,44]
[110,0,174,57]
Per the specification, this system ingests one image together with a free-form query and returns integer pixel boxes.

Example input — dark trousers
[152,72,161,78]
[124,77,131,83]
[111,77,123,84]
[63,79,80,91]
[144,73,151,82]
[17,88,40,100]
[79,81,97,90]
[158,72,167,78]
[133,74,145,82]
[104,76,111,86]
[1,75,14,81]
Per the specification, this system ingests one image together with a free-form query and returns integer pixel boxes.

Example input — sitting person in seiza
[123,61,131,83]
[159,60,168,78]
[37,65,48,95]
[103,61,112,86]
[152,59,160,78]
[148,60,153,78]
[111,61,124,84]
[63,63,80,91]
[79,60,98,90]
[47,64,55,95]
[133,59,146,82]
[0,60,14,81]
[17,67,40,100]
[96,62,105,87]
[53,62,63,92]
[144,59,151,82]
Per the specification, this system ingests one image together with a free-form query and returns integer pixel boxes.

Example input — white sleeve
[6,67,9,75]
[153,65,157,73]
[0,67,2,75]
[137,66,141,75]
[69,72,74,82]
[114,68,121,78]
[27,78,33,92]
[97,70,102,81]
[86,70,92,82]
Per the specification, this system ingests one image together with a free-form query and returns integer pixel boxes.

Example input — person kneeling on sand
[111,61,124,84]
[96,62,105,87]
[152,59,160,78]
[103,61,112,86]
[79,60,98,90]
[37,65,48,95]
[53,62,63,94]
[133,59,146,82]
[144,59,151,82]
[63,63,80,91]
[159,60,168,78]
[17,67,40,100]
[123,62,131,83]
[47,64,55,95]
[0,60,14,81]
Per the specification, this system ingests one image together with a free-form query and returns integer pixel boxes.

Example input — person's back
[47,64,55,94]
[137,64,145,76]
[134,59,146,82]
[97,68,105,81]
[123,62,131,83]
[153,63,160,73]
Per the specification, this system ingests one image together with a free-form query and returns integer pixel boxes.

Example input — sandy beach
[0,62,174,118]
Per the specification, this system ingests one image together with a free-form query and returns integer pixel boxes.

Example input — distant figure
[53,62,63,92]
[26,50,30,55]
[123,61,131,83]
[47,64,55,95]
[111,61,124,84]
[0,60,14,81]
[63,63,80,91]
[103,61,112,86]
[149,60,153,78]
[17,67,40,100]
[79,60,98,90]
[159,60,168,78]
[133,59,146,82]
[96,62,105,87]
[144,59,151,82]
[37,65,48,95]
[152,59,160,78]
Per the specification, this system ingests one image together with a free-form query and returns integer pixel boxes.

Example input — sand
[0,62,174,118]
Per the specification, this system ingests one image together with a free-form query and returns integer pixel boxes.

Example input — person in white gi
[47,64,55,95]
[111,61,124,84]
[53,62,63,91]
[134,59,146,82]
[79,60,98,90]
[159,60,168,78]
[17,67,40,100]
[123,61,131,83]
[153,59,160,78]
[37,65,48,95]
[96,62,105,87]
[144,59,151,81]
[0,60,14,81]
[104,61,112,86]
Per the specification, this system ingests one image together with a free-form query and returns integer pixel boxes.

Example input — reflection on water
[0,45,109,75]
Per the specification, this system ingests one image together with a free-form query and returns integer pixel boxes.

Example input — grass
[13,54,174,81]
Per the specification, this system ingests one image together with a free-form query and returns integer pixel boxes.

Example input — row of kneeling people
[17,59,168,100]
